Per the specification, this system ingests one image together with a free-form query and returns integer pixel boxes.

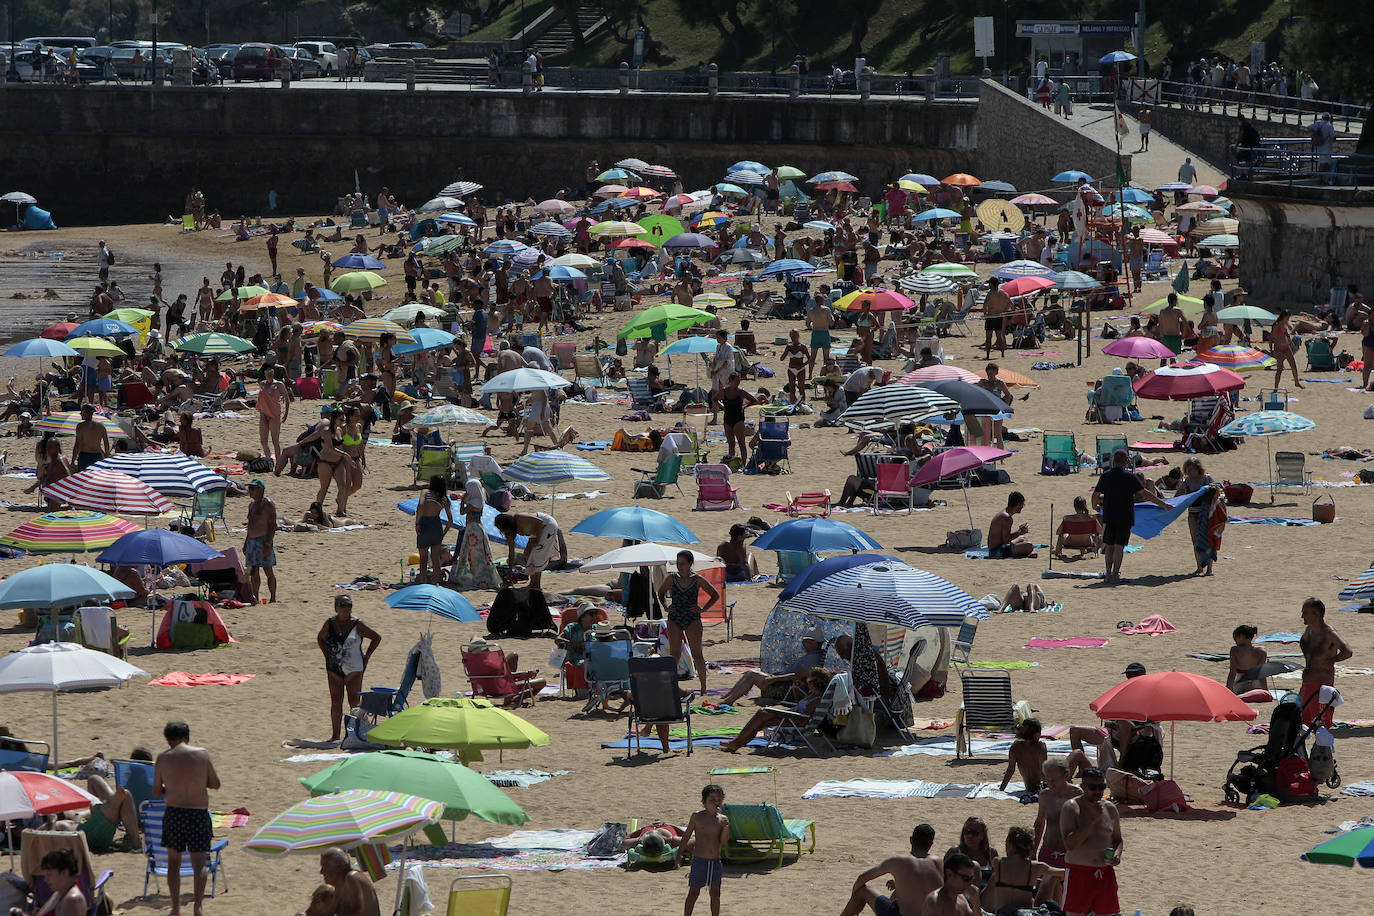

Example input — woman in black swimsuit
[987,826,1063,914]
[655,550,719,699]
[710,373,758,463]
[304,411,355,516]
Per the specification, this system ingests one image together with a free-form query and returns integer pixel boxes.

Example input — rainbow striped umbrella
[344,318,414,345]
[1194,345,1276,373]
[0,511,141,554]
[243,789,443,856]
[1339,566,1374,602]
[34,411,125,437]
[41,468,174,515]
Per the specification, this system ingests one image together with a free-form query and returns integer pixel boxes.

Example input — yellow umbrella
[976,199,1025,233]
[898,180,927,193]
[344,318,414,344]
[65,337,125,356]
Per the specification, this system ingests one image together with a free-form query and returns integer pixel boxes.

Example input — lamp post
[770,0,776,77]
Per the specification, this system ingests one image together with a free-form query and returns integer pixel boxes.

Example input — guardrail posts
[925,67,935,102]
[279,60,291,89]
[406,59,416,92]
[619,61,630,95]
[522,60,533,94]
[859,66,871,101]
[708,63,718,98]
[0,53,7,88]
[789,64,800,100]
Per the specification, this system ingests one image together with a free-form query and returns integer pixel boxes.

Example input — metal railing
[1148,79,1367,134]
[1229,140,1374,189]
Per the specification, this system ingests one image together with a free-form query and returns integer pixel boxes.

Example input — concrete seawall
[0,86,977,223]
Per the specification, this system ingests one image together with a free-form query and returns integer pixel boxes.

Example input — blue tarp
[1130,489,1207,540]
[21,206,56,230]
[394,497,529,548]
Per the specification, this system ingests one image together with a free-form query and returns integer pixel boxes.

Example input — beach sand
[0,219,1367,916]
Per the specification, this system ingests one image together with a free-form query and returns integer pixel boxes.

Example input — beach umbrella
[609,238,657,252]
[300,750,526,826]
[481,240,529,258]
[435,212,477,226]
[367,699,549,763]
[330,271,387,293]
[1099,50,1136,64]
[1156,181,1192,192]
[1090,670,1255,777]
[728,160,769,174]
[780,559,985,629]
[919,263,979,280]
[663,233,716,249]
[214,285,269,302]
[1200,234,1240,249]
[420,196,463,212]
[172,332,255,356]
[439,180,482,197]
[1053,270,1102,291]
[411,237,465,257]
[1136,228,1175,245]
[1102,203,1152,221]
[503,450,610,487]
[530,221,573,239]
[908,446,1013,530]
[68,318,137,339]
[296,288,343,304]
[692,293,736,309]
[899,273,957,295]
[1216,305,1278,324]
[571,506,699,544]
[662,336,718,356]
[244,789,444,856]
[34,411,125,438]
[913,208,962,222]
[41,468,174,515]
[803,220,836,231]
[1141,294,1206,317]
[977,179,1017,193]
[4,338,77,359]
[0,564,133,611]
[91,453,226,497]
[0,771,99,824]
[593,185,630,199]
[382,303,448,323]
[478,368,570,395]
[619,186,663,200]
[580,542,722,573]
[759,258,818,277]
[1001,276,1057,298]
[1194,345,1277,372]
[330,253,386,271]
[1303,827,1374,868]
[898,365,979,385]
[1133,362,1245,401]
[996,369,1039,390]
[901,172,940,186]
[611,157,649,171]
[597,168,640,182]
[1,191,36,204]
[1339,566,1374,602]
[777,553,900,601]
[976,199,1025,233]
[688,211,731,228]
[1120,187,1153,204]
[406,404,494,429]
[752,518,881,553]
[839,385,960,428]
[534,199,575,215]
[345,318,414,344]
[0,511,139,554]
[808,170,857,184]
[1176,201,1224,215]
[640,164,677,178]
[724,171,764,187]
[992,260,1055,280]
[1189,184,1220,197]
[618,304,714,339]
[900,180,931,194]
[816,181,858,193]
[915,379,1011,416]
[1053,170,1095,183]
[942,173,981,186]
[549,253,598,269]
[1102,338,1177,360]
[0,642,147,770]
[833,288,915,312]
[386,585,480,624]
[64,337,124,356]
[1219,411,1316,501]
[240,293,302,312]
[41,322,80,341]
[636,214,685,246]
[1194,217,1239,237]
[661,192,706,210]
[97,528,221,567]
[589,220,647,237]
[393,328,457,355]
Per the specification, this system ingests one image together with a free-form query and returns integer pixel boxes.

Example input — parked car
[21,36,98,51]
[7,49,99,82]
[232,43,287,81]
[291,41,338,75]
[281,47,323,79]
[204,44,240,79]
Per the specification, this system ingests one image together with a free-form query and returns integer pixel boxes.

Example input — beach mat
[1024,637,1109,649]
[1230,517,1321,526]
[600,734,770,751]
[878,738,1095,760]
[802,778,1025,801]
[1130,442,1177,451]
[965,545,1047,559]
[995,603,1062,615]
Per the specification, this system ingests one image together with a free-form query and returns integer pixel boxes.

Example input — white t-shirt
[1036,60,1048,80]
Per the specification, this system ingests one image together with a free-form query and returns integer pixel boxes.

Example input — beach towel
[1185,651,1229,662]
[600,735,770,751]
[1119,615,1177,636]
[282,738,344,749]
[878,738,1095,760]
[210,808,251,829]
[1024,637,1109,649]
[1131,489,1207,539]
[484,769,569,788]
[964,544,1047,559]
[1275,665,1374,680]
[575,441,610,451]
[393,829,624,871]
[281,752,352,763]
[802,779,1024,800]
[1130,441,1177,451]
[995,604,1062,615]
[1230,517,1321,526]
[150,672,255,686]
[967,660,1038,669]
[1339,784,1374,799]
[1041,569,1105,580]
[1258,632,1302,644]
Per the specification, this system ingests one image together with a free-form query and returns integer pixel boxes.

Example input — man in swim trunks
[1158,293,1186,355]
[153,721,220,916]
[1034,757,1082,869]
[1300,597,1352,727]
[1060,767,1123,916]
[987,491,1037,558]
[807,294,835,375]
[72,784,142,852]
[256,366,291,464]
[839,823,943,916]
[243,478,278,603]
[982,278,1012,358]
[71,404,110,471]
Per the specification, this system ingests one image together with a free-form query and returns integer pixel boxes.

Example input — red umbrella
[909,445,1012,530]
[1090,670,1256,776]
[833,288,914,312]
[41,468,175,515]
[817,181,858,193]
[610,238,657,250]
[1132,361,1245,401]
[41,322,79,341]
[1001,276,1056,298]
[1101,337,1177,360]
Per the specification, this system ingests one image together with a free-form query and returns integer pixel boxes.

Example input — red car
[232,43,286,81]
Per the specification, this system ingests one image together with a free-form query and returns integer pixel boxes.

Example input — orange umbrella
[241,293,297,311]
[943,173,981,187]
[994,369,1039,389]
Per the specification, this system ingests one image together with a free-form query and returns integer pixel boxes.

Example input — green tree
[1288,0,1374,99]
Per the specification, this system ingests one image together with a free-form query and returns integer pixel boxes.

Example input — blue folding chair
[139,800,228,898]
[112,758,156,812]
[0,737,49,772]
[754,420,791,472]
[582,637,631,713]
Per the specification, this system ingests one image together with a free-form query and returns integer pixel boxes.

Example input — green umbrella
[299,749,528,826]
[331,271,388,293]
[215,285,269,302]
[1216,305,1278,323]
[366,697,550,763]
[1141,294,1206,317]
[105,308,155,324]
[637,214,686,248]
[618,303,715,340]
[918,263,979,281]
[1303,826,1374,867]
[172,332,256,355]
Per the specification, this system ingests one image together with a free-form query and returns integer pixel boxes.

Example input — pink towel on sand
[150,672,255,687]
[1119,614,1178,636]
[1024,637,1109,649]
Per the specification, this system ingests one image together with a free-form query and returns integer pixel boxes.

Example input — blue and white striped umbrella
[531,221,573,239]
[482,240,529,257]
[90,453,226,497]
[780,560,986,629]
[436,212,477,226]
[724,170,765,186]
[991,260,1055,280]
[502,450,610,486]
[405,404,493,428]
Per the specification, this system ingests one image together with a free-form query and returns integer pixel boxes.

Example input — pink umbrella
[1010,193,1056,206]
[563,217,597,231]
[1137,227,1175,245]
[640,164,678,179]
[1188,185,1220,198]
[533,199,575,215]
[898,365,980,386]
[1102,337,1178,359]
[593,184,629,198]
[1001,276,1057,298]
[909,445,1013,530]
[1133,361,1245,401]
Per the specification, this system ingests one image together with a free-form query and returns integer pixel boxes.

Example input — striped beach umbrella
[502,450,611,486]
[91,453,226,497]
[641,164,677,178]
[439,180,482,197]
[839,385,960,428]
[329,271,387,294]
[899,273,956,295]
[243,790,444,856]
[596,168,640,182]
[1053,270,1102,291]
[406,404,494,429]
[34,412,125,437]
[919,263,979,281]
[619,186,663,200]
[435,212,477,226]
[992,260,1055,280]
[381,303,447,323]
[344,318,414,345]
[688,211,731,228]
[593,184,629,198]
[533,199,576,215]
[1193,217,1239,237]
[1194,345,1277,373]
[1200,234,1240,249]
[780,559,986,628]
[898,365,980,385]
[588,220,647,237]
[482,240,529,257]
[421,196,463,212]
[172,333,255,356]
[242,293,298,309]
[1137,228,1175,245]
[530,221,573,238]
[549,253,598,269]
[1339,566,1374,602]
[412,236,465,257]
[0,511,140,554]
[808,170,858,184]
[41,468,174,515]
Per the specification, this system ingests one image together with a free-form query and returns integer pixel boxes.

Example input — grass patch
[465,0,555,43]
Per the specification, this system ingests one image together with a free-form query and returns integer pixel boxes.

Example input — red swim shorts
[1063,863,1118,916]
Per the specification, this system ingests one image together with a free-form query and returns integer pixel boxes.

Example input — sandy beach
[0,213,1368,916]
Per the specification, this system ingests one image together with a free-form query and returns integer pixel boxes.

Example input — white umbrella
[1,192,37,204]
[382,303,448,323]
[579,542,723,573]
[419,196,463,213]
[0,643,148,769]
[477,368,571,395]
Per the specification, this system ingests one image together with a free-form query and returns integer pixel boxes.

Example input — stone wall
[1140,105,1358,171]
[976,80,1129,194]
[0,85,976,224]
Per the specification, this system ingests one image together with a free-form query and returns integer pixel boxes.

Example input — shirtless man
[982,278,1011,358]
[676,784,730,916]
[256,367,291,463]
[839,823,943,916]
[806,297,835,375]
[1126,228,1144,293]
[1158,292,1186,356]
[987,491,1036,558]
[920,853,978,916]
[1059,767,1123,916]
[531,271,555,334]
[71,404,110,471]
[318,847,380,916]
[153,721,220,916]
[1034,757,1082,869]
[1300,597,1352,727]
[999,717,1048,795]
[243,479,278,603]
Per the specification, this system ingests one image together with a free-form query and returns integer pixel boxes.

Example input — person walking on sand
[807,295,834,375]
[243,478,278,603]
[256,366,291,464]
[839,823,943,916]
[982,278,1011,358]
[318,595,381,743]
[677,784,729,916]
[1300,598,1351,727]
[153,721,220,916]
[1059,767,1123,916]
[1092,449,1168,585]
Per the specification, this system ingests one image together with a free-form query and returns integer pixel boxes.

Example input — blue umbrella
[661,336,718,355]
[752,518,882,554]
[395,498,528,548]
[780,559,986,629]
[977,180,1018,193]
[532,265,586,281]
[570,506,699,544]
[386,585,480,623]
[759,258,818,277]
[91,454,227,497]
[901,173,940,187]
[1121,187,1153,204]
[1053,270,1102,291]
[295,288,343,302]
[916,379,1012,416]
[729,160,769,174]
[393,328,457,355]
[590,197,638,215]
[1052,170,1095,183]
[1100,51,1137,64]
[68,318,137,339]
[482,240,529,257]
[808,170,858,184]
[0,563,134,610]
[503,450,610,486]
[663,233,716,249]
[531,221,573,239]
[912,208,961,221]
[4,338,77,358]
[332,253,386,271]
[436,212,477,226]
[96,529,221,567]
[778,552,900,601]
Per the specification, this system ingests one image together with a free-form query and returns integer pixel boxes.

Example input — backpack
[486,586,550,639]
[1120,725,1164,776]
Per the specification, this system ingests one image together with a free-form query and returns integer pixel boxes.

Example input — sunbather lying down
[1324,446,1374,460]
[623,822,683,851]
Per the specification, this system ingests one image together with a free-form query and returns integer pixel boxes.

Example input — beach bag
[945,529,982,548]
[1308,738,1337,785]
[836,707,877,748]
[1277,756,1316,800]
[1223,481,1252,505]
[1142,778,1188,813]
[1119,728,1164,776]
[1313,495,1335,524]
[584,822,628,858]
[1040,456,1069,476]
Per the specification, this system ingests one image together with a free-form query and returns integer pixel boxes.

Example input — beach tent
[22,207,56,231]
[154,597,235,650]
[759,603,852,674]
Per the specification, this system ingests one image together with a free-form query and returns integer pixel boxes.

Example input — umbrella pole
[1047,503,1055,571]
[962,479,974,533]
[52,690,59,775]
[1268,437,1275,504]
[392,843,408,916]
[1169,721,1175,781]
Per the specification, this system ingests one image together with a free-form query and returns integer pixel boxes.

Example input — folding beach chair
[950,614,980,667]
[582,636,631,713]
[1089,374,1136,422]
[1041,430,1080,473]
[446,875,512,916]
[631,453,683,499]
[955,669,1023,758]
[697,565,735,641]
[694,464,741,510]
[177,488,229,538]
[1305,337,1338,371]
[112,758,156,813]
[414,444,455,487]
[1182,396,1234,453]
[785,490,831,517]
[873,458,916,512]
[461,645,539,707]
[76,605,126,658]
[0,736,49,772]
[359,645,422,722]
[625,376,661,410]
[550,341,577,372]
[624,655,695,757]
[139,800,228,898]
[765,674,840,756]
[754,419,791,472]
[721,803,816,868]
[1094,435,1127,473]
[451,444,486,487]
[21,830,113,916]
[773,550,819,585]
[1272,450,1313,496]
[1142,249,1166,280]
[573,354,608,387]
[1258,387,1288,411]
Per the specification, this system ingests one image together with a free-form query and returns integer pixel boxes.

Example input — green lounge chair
[1094,435,1127,474]
[721,802,816,867]
[1305,337,1337,371]
[1041,430,1080,473]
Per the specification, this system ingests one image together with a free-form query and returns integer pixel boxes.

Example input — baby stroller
[1224,687,1342,805]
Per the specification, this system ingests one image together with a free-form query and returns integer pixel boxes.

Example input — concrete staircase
[530,7,607,57]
